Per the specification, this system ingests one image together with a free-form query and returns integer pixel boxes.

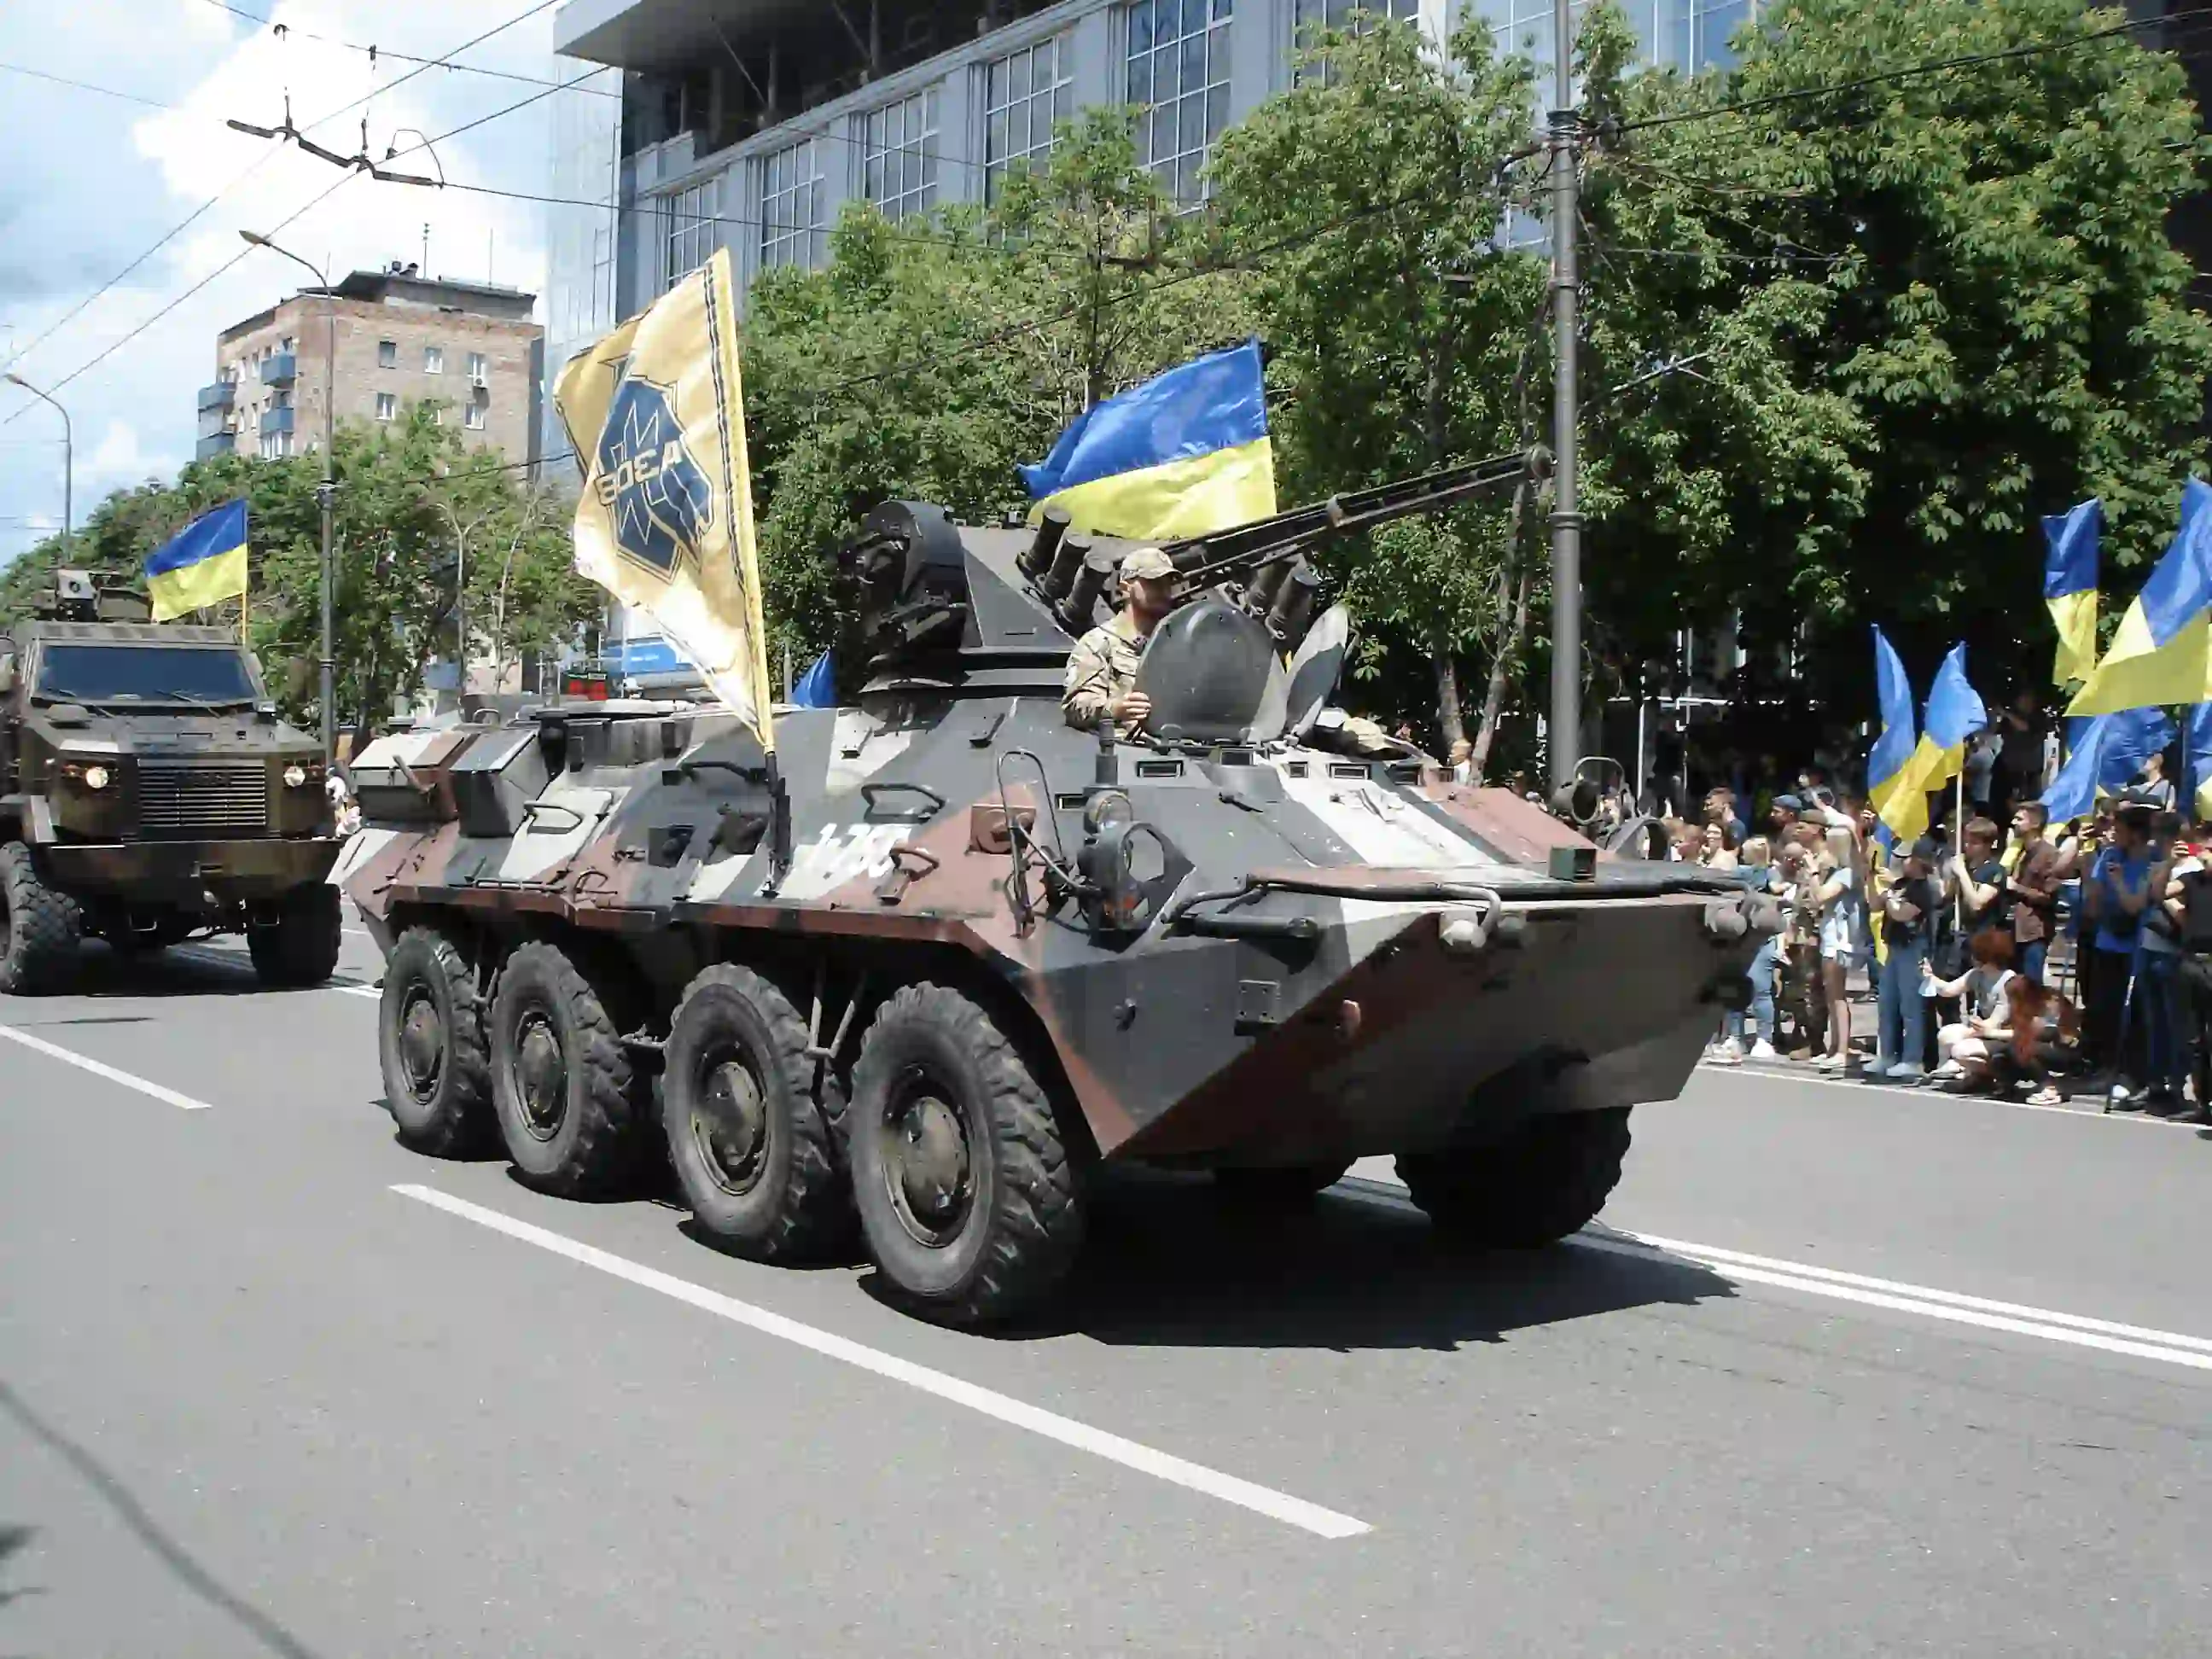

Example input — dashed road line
[393,1182,1374,1540]
[1338,1179,2212,1375]
[0,1024,215,1110]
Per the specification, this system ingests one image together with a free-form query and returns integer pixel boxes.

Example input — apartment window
[430,405,445,426]
[259,431,293,461]
[862,89,940,224]
[1292,0,1420,81]
[663,174,723,288]
[1126,0,1235,205]
[760,138,828,272]
[424,345,445,374]
[984,34,1074,203]
[376,339,398,368]
[463,403,486,431]
[375,393,398,422]
[466,352,487,382]
[280,335,296,352]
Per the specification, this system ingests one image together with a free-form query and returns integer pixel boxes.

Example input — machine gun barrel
[1165,447,1545,592]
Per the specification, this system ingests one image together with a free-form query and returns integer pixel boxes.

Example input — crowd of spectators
[1679,718,2211,1123]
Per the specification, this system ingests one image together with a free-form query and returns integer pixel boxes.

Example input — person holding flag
[1878,643,1988,844]
[1866,626,1918,846]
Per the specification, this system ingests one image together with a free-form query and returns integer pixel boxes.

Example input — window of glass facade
[1126,0,1235,206]
[1477,0,1752,78]
[664,175,722,288]
[1292,0,1422,85]
[760,138,828,272]
[984,34,1074,204]
[862,90,940,224]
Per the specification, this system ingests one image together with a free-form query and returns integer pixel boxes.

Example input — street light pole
[1546,0,1584,792]
[241,231,338,762]
[3,372,72,563]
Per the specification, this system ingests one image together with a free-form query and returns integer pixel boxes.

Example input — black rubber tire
[1396,1109,1633,1247]
[248,884,342,988]
[662,964,852,1261]
[378,927,493,1157]
[1211,1161,1354,1208]
[848,982,1083,1327]
[488,940,641,1196]
[0,841,81,995]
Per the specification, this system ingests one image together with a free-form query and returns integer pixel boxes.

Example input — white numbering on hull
[769,824,913,899]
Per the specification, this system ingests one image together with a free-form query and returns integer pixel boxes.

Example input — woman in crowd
[1922,929,2017,1090]
[1812,823,1866,1069]
[1990,975,2084,1105]
[1700,821,1740,870]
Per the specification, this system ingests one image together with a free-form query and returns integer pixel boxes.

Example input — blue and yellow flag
[1021,341,1277,540]
[1880,643,1986,840]
[2069,479,2212,717]
[554,247,775,747]
[2048,708,2176,823]
[145,498,247,622]
[2042,498,2099,688]
[2186,702,2212,822]
[1866,625,1918,846]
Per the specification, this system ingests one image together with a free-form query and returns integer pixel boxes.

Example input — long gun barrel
[1162,447,1547,593]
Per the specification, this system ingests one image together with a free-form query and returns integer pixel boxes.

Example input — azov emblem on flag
[594,376,713,576]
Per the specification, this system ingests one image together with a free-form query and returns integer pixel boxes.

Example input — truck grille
[136,761,269,838]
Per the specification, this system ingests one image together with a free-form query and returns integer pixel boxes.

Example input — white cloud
[0,0,562,560]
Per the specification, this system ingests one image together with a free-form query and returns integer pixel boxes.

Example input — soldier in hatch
[1062,545,1177,735]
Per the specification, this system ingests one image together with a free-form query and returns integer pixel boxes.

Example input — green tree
[1208,13,1548,762]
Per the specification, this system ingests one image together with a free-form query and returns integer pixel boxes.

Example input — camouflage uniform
[1062,610,1148,733]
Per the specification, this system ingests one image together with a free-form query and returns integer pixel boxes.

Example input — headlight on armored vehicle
[81,764,110,791]
[58,760,112,790]
[284,764,309,789]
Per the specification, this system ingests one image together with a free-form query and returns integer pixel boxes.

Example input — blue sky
[0,0,574,562]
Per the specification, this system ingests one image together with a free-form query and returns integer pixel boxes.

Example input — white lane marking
[393,1183,1372,1540]
[1691,1061,2169,1123]
[174,945,380,998]
[1337,1179,2212,1375]
[0,1024,215,1111]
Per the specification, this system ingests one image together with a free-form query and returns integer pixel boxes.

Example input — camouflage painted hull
[342,698,1764,1168]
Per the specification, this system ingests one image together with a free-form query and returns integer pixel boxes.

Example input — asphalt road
[3,930,2209,1657]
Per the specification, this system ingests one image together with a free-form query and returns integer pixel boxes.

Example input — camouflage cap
[1120,546,1174,582]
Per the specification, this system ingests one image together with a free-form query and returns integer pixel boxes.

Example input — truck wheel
[663,965,851,1262]
[1212,1161,1353,1208]
[488,941,641,1196]
[248,885,341,987]
[378,928,492,1157]
[0,841,81,995]
[1396,1109,1633,1248]
[848,983,1083,1326]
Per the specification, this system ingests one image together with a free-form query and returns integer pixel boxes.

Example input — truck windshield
[36,644,257,706]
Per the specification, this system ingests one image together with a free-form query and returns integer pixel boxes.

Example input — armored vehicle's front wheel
[848,983,1083,1327]
[1397,1108,1632,1248]
[0,841,82,995]
[248,885,342,987]
[662,965,851,1262]
[1212,1161,1354,1207]
[379,928,492,1157]
[488,941,643,1196]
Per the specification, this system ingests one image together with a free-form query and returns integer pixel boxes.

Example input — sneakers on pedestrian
[2108,1085,2142,1111]
[1711,1039,1743,1066]
[1930,1060,1965,1080]
[1748,1039,1778,1061]
[1885,1062,1926,1080]
[1813,1051,1843,1069]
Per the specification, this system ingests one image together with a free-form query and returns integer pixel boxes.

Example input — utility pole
[240,231,338,762]
[1546,0,1584,791]
[3,373,71,563]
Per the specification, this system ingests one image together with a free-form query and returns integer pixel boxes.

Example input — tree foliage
[0,411,596,746]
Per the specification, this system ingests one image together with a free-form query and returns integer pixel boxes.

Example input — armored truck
[0,570,344,992]
[342,460,1777,1326]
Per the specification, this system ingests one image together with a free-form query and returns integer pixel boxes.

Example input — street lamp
[3,371,72,564]
[240,230,338,762]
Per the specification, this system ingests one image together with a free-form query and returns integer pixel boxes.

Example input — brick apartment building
[199,266,544,471]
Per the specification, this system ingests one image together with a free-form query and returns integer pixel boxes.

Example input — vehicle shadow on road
[46,946,366,1001]
[1053,1170,1735,1352]
[0,1379,324,1659]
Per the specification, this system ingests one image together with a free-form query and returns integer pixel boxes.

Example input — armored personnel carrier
[341,457,1777,1325]
[0,570,343,992]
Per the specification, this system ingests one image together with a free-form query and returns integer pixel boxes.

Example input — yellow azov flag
[554,247,775,748]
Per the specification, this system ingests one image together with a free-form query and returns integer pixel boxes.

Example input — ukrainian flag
[1021,341,1277,540]
[1881,643,1987,840]
[2069,478,2212,717]
[1866,625,1919,845]
[2042,498,2099,687]
[145,498,248,622]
